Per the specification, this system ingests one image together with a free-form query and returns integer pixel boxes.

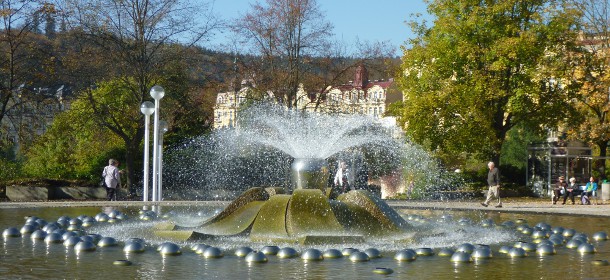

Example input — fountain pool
[2,204,610,279]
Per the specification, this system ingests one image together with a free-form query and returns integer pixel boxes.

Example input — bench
[553,185,597,205]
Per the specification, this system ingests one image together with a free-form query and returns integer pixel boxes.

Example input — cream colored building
[213,65,400,129]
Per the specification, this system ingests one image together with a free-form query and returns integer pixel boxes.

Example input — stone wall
[6,185,107,201]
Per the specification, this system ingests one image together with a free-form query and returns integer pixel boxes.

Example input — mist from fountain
[163,103,457,200]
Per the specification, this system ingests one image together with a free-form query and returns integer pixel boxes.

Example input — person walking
[102,159,121,201]
[481,161,502,208]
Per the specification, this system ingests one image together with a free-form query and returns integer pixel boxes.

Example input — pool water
[1,205,609,279]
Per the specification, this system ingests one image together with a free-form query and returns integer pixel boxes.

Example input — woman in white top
[102,159,121,201]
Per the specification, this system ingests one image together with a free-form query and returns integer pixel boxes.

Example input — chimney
[352,64,368,89]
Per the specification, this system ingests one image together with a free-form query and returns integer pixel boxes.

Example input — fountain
[155,103,451,243]
[163,103,447,200]
[6,104,610,278]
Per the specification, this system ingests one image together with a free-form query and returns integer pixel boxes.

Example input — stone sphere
[157,242,172,252]
[235,246,254,257]
[52,229,67,237]
[373,267,394,275]
[20,224,37,235]
[536,239,554,247]
[44,232,64,244]
[456,243,475,254]
[95,213,110,222]
[481,219,495,227]
[63,236,81,247]
[261,246,280,256]
[513,241,526,248]
[192,244,211,254]
[515,218,527,224]
[532,230,547,239]
[115,213,128,220]
[593,232,609,241]
[450,252,473,263]
[415,248,434,256]
[78,235,94,243]
[508,247,527,258]
[75,241,97,252]
[577,243,596,254]
[301,249,323,261]
[66,224,81,232]
[501,221,516,228]
[108,210,121,218]
[98,237,119,247]
[278,247,298,259]
[3,227,21,238]
[458,217,472,226]
[159,243,182,256]
[69,218,82,226]
[536,244,556,255]
[498,246,512,254]
[549,237,564,246]
[87,234,103,243]
[349,251,370,262]
[472,247,493,259]
[42,223,60,233]
[323,249,343,259]
[57,216,71,224]
[30,229,47,240]
[438,248,455,257]
[61,231,80,240]
[521,227,534,236]
[245,251,268,263]
[562,228,576,238]
[566,239,584,249]
[364,248,382,259]
[394,249,417,262]
[203,247,224,258]
[521,243,537,252]
[113,260,132,266]
[342,248,359,256]
[573,233,589,242]
[535,222,551,231]
[552,227,565,235]
[25,216,39,224]
[124,242,146,253]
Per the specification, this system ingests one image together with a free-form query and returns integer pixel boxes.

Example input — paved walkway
[1,198,608,216]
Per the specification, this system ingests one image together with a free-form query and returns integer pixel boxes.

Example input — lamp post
[150,85,165,202]
[140,101,155,201]
[157,120,168,201]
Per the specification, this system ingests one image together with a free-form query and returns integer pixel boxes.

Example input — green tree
[566,0,610,179]
[23,89,124,180]
[59,0,220,192]
[394,0,581,165]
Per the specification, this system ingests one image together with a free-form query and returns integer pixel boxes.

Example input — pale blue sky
[207,0,432,54]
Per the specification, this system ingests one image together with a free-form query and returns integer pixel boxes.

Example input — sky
[207,0,432,54]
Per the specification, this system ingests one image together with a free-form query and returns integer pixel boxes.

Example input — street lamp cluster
[140,85,167,202]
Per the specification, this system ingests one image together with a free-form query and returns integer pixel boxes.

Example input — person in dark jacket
[553,176,568,205]
[481,161,501,208]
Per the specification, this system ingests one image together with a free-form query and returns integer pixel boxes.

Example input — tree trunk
[597,141,608,181]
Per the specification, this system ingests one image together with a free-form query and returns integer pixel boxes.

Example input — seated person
[552,176,567,205]
[562,177,578,205]
[583,176,598,205]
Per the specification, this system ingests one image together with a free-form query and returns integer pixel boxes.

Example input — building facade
[213,65,400,129]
